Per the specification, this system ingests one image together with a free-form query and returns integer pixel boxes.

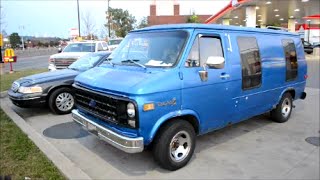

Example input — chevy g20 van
[71,24,307,170]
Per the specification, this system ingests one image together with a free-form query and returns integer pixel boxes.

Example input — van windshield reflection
[109,31,188,68]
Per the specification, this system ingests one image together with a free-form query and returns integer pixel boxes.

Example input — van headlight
[127,102,136,128]
[127,102,135,118]
[18,86,43,94]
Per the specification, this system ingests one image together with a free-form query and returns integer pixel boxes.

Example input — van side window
[186,36,224,67]
[237,37,262,90]
[282,39,298,81]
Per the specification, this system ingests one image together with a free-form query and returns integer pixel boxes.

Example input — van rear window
[282,39,298,81]
[237,37,262,90]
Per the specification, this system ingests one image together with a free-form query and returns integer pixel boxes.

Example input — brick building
[147,2,211,26]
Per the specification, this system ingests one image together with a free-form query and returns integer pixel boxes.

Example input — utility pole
[77,0,81,37]
[107,0,110,37]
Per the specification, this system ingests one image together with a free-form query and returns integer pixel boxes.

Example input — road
[1,55,319,89]
[2,55,49,72]
[306,58,320,89]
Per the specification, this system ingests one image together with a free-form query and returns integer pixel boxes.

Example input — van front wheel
[271,93,293,123]
[153,120,196,171]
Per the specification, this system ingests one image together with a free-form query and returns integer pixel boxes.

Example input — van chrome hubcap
[169,130,191,162]
[56,92,74,112]
[281,98,291,118]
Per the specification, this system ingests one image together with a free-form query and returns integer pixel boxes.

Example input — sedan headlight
[18,86,43,94]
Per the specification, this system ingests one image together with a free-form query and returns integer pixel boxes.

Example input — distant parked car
[48,41,109,71]
[303,41,314,54]
[108,38,123,51]
[9,52,111,114]
[312,42,320,48]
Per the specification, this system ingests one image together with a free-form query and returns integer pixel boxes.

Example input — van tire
[153,119,196,171]
[271,93,293,123]
[48,87,75,114]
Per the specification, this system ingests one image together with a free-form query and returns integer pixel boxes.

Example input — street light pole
[19,25,25,51]
[77,0,81,37]
[107,0,110,37]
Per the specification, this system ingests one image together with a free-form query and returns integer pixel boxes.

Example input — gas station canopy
[205,0,320,29]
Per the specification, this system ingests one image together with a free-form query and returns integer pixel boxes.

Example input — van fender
[276,87,295,106]
[147,109,201,143]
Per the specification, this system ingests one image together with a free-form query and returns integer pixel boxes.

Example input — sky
[1,0,229,38]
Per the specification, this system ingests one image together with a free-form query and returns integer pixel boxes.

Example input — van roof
[133,23,299,36]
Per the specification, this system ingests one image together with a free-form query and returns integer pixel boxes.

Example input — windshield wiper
[121,59,146,69]
[106,58,114,67]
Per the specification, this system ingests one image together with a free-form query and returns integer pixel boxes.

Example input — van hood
[74,66,181,95]
[50,52,89,59]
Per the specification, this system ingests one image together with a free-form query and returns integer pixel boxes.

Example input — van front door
[181,32,234,134]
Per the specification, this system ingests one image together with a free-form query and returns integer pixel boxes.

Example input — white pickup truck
[48,41,109,71]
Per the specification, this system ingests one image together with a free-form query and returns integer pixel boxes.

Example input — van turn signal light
[143,103,155,111]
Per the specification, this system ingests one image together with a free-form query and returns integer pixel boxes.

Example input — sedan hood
[17,69,79,86]
[74,66,181,95]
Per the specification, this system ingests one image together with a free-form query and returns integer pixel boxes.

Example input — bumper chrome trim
[72,109,144,153]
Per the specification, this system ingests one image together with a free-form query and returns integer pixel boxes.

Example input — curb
[0,91,7,98]
[0,94,91,180]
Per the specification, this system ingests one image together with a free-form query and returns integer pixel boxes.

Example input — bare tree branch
[81,11,96,37]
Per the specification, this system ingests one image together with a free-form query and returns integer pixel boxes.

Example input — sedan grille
[11,82,20,92]
[53,58,77,69]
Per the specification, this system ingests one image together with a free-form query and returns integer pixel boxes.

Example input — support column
[246,6,256,27]
[222,18,230,25]
[288,19,296,32]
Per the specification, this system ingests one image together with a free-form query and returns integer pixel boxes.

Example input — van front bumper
[72,109,144,153]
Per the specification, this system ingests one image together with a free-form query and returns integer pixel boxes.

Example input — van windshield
[108,31,188,67]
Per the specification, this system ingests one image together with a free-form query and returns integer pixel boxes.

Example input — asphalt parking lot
[1,86,319,179]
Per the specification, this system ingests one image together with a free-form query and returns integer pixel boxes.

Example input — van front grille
[74,87,128,125]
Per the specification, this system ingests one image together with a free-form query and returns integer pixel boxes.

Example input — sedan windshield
[109,31,188,67]
[68,53,105,71]
[63,43,96,52]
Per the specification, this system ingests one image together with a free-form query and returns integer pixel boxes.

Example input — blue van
[71,24,307,170]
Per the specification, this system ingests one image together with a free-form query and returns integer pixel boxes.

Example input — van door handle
[220,73,230,79]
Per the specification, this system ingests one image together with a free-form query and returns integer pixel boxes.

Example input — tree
[137,17,148,29]
[106,8,136,37]
[186,12,200,23]
[81,11,96,37]
[9,33,21,48]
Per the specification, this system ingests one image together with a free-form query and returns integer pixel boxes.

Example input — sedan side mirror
[58,47,62,53]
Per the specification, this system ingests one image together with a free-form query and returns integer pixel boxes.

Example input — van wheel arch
[280,89,295,102]
[152,115,200,142]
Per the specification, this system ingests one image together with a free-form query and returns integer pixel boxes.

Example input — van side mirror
[206,56,225,69]
[198,56,225,82]
[58,47,62,53]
